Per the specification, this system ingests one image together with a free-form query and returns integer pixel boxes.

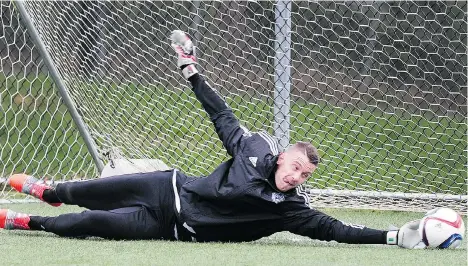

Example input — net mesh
[0,1,96,192]
[1,1,466,212]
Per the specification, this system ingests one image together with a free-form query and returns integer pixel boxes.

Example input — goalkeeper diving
[1,29,424,248]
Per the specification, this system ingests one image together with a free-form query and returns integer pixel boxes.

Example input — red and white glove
[170,30,198,79]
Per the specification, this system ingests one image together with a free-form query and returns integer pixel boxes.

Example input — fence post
[274,0,292,151]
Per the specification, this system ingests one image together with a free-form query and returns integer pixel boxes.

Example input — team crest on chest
[248,157,258,167]
[271,192,285,204]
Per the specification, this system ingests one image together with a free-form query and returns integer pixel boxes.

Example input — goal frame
[3,0,466,212]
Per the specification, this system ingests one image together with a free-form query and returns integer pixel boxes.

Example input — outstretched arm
[284,208,387,244]
[170,30,244,156]
[283,205,424,248]
[189,74,244,156]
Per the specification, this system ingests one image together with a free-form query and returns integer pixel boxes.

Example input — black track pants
[30,170,179,240]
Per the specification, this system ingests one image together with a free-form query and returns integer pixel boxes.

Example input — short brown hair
[289,141,320,166]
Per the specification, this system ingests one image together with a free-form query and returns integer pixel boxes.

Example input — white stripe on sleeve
[258,131,279,155]
[296,185,311,208]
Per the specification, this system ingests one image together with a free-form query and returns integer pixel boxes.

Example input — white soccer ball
[418,207,465,249]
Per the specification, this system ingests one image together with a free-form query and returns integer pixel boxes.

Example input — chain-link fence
[1,1,466,211]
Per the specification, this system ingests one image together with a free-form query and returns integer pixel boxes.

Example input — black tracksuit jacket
[177,74,387,244]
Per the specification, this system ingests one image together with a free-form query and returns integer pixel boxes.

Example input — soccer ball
[418,208,465,249]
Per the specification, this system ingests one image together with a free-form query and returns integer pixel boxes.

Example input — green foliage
[0,74,95,178]
[1,73,466,193]
[288,102,467,194]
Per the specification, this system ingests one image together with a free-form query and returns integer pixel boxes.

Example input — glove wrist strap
[182,64,198,79]
[386,231,398,245]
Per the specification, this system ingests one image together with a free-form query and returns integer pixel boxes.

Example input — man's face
[274,149,316,192]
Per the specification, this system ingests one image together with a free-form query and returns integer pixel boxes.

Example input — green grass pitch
[0,203,465,265]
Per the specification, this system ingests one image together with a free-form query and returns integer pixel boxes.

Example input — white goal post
[1,1,466,212]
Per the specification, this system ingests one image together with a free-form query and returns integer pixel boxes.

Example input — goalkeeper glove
[387,220,426,249]
[170,30,198,79]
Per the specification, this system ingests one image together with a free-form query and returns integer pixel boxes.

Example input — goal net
[1,1,466,212]
[0,1,97,200]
